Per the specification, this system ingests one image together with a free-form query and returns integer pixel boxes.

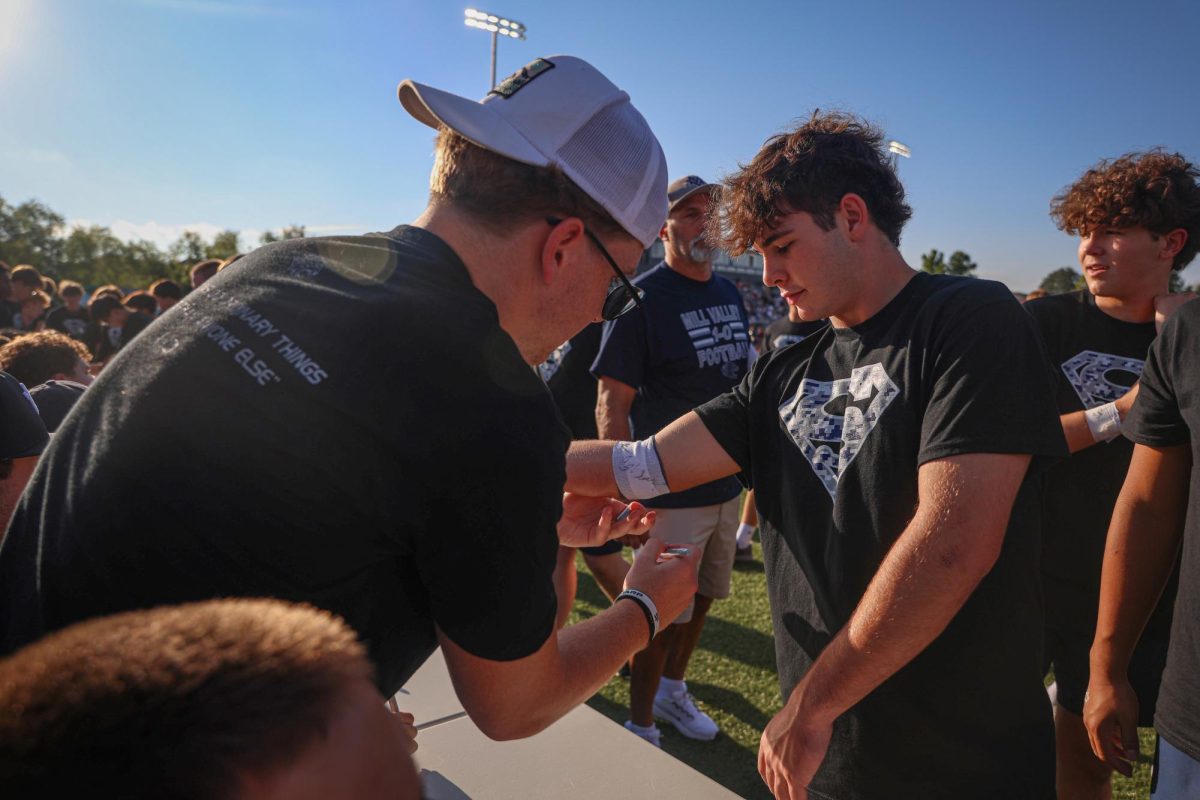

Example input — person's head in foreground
[1051,150,1200,299]
[0,598,421,800]
[399,54,667,362]
[711,110,913,325]
[0,330,93,387]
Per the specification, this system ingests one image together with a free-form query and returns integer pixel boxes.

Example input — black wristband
[615,593,655,648]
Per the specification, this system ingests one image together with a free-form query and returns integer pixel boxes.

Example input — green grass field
[569,543,1156,799]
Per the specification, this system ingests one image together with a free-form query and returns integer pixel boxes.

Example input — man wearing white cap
[591,176,753,746]
[0,56,699,741]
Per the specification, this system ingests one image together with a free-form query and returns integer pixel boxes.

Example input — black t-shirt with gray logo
[762,315,828,353]
[1024,291,1175,645]
[0,228,563,696]
[697,273,1066,799]
[1122,299,1200,763]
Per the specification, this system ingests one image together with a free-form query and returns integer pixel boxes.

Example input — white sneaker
[624,720,662,747]
[653,686,719,740]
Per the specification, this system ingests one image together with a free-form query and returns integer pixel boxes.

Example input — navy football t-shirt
[591,263,751,508]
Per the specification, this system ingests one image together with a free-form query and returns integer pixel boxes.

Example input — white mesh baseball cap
[398,55,668,248]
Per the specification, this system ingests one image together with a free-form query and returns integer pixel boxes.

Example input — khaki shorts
[650,495,741,624]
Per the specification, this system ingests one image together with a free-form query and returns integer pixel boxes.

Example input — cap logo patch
[489,58,555,99]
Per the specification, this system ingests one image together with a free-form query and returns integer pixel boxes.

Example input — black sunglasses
[546,216,644,320]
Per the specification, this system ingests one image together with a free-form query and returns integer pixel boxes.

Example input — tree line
[0,194,304,290]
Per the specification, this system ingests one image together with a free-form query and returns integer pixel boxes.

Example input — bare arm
[1085,443,1190,773]
[1060,383,1140,454]
[759,452,1030,797]
[566,411,741,498]
[595,376,635,440]
[436,540,700,740]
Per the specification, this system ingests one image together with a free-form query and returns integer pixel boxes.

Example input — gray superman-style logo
[1061,350,1143,410]
[779,363,899,499]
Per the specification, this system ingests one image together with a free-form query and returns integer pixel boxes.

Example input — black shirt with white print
[762,315,828,353]
[697,273,1066,799]
[1122,299,1200,763]
[1024,291,1175,651]
[46,306,92,341]
[0,227,563,696]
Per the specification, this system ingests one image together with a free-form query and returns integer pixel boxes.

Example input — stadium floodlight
[464,8,527,90]
[887,140,912,168]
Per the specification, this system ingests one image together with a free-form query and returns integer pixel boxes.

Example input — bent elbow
[467,706,553,742]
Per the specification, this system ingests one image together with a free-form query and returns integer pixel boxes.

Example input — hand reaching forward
[557,492,655,548]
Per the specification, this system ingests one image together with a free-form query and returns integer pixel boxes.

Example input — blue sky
[2,0,1198,291]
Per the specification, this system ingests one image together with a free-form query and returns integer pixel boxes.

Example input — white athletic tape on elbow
[612,437,670,500]
[1085,401,1123,443]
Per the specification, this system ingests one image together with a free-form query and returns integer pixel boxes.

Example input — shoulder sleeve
[694,355,762,474]
[417,375,564,662]
[591,308,647,388]
[919,284,1067,464]
[1123,308,1191,447]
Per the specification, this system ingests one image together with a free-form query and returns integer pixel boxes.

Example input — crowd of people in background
[2,52,1200,800]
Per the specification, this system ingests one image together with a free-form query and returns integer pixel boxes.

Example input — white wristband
[1084,401,1123,443]
[612,437,670,500]
[615,588,660,641]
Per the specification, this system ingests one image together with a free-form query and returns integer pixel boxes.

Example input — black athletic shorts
[1043,625,1168,726]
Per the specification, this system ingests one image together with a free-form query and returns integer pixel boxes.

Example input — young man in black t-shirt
[1028,151,1200,800]
[0,56,701,742]
[568,112,1066,799]
[735,305,829,560]
[1087,298,1200,797]
[45,281,91,341]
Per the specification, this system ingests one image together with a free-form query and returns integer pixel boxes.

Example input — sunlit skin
[1078,226,1185,323]
[62,293,83,312]
[754,196,914,328]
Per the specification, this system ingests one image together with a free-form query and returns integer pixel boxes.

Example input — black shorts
[1043,625,1168,726]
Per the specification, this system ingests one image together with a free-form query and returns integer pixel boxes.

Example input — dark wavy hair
[711,110,912,255]
[1050,150,1200,271]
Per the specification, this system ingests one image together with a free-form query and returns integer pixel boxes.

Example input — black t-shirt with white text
[0,228,564,695]
[1024,290,1175,643]
[1122,299,1200,763]
[762,316,828,353]
[696,273,1066,799]
[591,263,751,508]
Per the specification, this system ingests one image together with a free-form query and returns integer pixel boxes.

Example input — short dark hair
[429,127,632,244]
[712,110,913,254]
[190,259,221,283]
[10,266,42,288]
[1050,150,1200,271]
[57,280,83,298]
[123,290,157,315]
[89,295,124,323]
[0,599,372,799]
[0,331,91,387]
[149,278,183,300]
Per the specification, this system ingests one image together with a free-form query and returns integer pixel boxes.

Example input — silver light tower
[464,8,527,90]
[887,140,912,170]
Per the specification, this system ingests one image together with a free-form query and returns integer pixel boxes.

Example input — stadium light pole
[464,8,526,90]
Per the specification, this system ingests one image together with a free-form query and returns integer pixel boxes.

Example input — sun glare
[0,0,37,75]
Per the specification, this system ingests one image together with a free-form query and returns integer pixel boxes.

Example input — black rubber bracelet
[615,594,655,648]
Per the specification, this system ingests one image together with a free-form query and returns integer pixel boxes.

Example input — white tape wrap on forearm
[1085,401,1123,443]
[612,437,670,500]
